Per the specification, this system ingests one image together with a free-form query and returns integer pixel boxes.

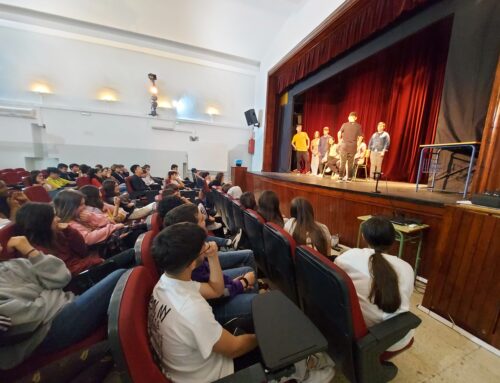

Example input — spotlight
[150,86,158,95]
[147,73,158,117]
[148,73,157,81]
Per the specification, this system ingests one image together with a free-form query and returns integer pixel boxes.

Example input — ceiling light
[150,85,158,95]
[206,107,220,116]
[98,88,118,102]
[158,99,172,108]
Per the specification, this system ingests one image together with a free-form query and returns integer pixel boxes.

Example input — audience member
[0,181,29,221]
[57,163,72,181]
[29,170,53,191]
[45,167,75,189]
[257,190,284,227]
[284,197,330,257]
[142,164,161,190]
[149,223,258,382]
[335,216,414,351]
[221,183,232,194]
[111,164,126,184]
[209,172,224,188]
[94,164,103,170]
[157,195,186,225]
[164,170,185,189]
[227,186,242,200]
[129,164,157,203]
[0,235,125,369]
[68,163,80,180]
[79,164,91,177]
[101,180,155,220]
[88,168,104,188]
[79,185,126,223]
[239,192,257,210]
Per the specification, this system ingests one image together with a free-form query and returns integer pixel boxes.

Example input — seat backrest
[1,172,21,185]
[16,170,30,177]
[124,176,134,194]
[76,176,91,188]
[243,209,267,275]
[108,267,170,383]
[232,200,245,232]
[1,168,14,173]
[0,221,15,260]
[295,245,368,383]
[223,195,237,233]
[14,168,25,172]
[146,212,162,235]
[263,223,298,304]
[24,185,51,203]
[134,231,160,280]
[22,176,32,187]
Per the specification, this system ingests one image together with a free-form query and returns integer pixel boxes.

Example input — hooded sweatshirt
[0,252,74,369]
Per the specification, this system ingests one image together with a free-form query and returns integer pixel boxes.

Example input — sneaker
[206,222,222,231]
[336,179,344,183]
[230,229,243,249]
[345,178,352,183]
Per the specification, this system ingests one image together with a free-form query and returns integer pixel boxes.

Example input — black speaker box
[244,109,259,126]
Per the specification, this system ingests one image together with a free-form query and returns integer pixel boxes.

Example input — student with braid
[335,216,414,351]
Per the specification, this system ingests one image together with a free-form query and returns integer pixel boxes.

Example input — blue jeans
[36,269,126,354]
[212,266,258,326]
[218,250,256,273]
[207,235,228,248]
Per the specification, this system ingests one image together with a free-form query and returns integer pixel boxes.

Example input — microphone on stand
[374,166,382,193]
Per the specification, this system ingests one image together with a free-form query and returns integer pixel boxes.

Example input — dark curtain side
[301,18,452,182]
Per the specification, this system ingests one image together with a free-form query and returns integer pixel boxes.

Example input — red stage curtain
[276,0,433,93]
[302,18,452,182]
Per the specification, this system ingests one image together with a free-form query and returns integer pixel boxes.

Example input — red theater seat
[146,212,162,236]
[134,230,159,280]
[243,209,267,275]
[76,176,91,188]
[295,245,421,383]
[24,185,51,203]
[0,221,15,260]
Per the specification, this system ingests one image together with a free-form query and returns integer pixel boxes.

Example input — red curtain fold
[276,0,433,93]
[302,18,452,182]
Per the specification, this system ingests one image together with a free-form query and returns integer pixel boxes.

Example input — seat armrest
[368,312,421,345]
[213,363,266,383]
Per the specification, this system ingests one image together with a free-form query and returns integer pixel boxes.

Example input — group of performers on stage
[291,112,391,182]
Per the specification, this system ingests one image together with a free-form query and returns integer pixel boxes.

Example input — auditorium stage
[236,169,463,279]
[248,172,462,207]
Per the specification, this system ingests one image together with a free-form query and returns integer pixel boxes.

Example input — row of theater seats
[210,188,422,383]
[0,168,30,187]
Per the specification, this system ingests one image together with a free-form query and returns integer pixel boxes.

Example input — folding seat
[243,209,267,275]
[134,230,160,280]
[76,176,91,188]
[231,199,245,232]
[23,185,51,203]
[0,172,22,186]
[145,212,162,235]
[223,195,237,234]
[295,245,422,383]
[262,223,298,304]
[22,176,32,187]
[108,267,265,383]
[0,221,15,260]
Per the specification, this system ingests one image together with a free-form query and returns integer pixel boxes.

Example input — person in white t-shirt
[284,197,331,257]
[335,216,415,352]
[148,222,258,383]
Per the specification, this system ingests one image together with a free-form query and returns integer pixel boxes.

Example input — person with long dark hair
[29,170,53,191]
[257,190,284,227]
[80,185,127,223]
[87,168,104,188]
[284,197,330,257]
[335,216,414,351]
[209,172,224,188]
[15,202,103,275]
[239,192,257,210]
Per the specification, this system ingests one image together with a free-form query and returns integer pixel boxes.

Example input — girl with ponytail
[335,216,415,351]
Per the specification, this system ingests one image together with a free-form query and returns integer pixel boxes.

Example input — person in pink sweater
[53,189,123,246]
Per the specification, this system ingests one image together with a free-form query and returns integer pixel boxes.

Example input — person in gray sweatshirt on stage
[0,236,125,370]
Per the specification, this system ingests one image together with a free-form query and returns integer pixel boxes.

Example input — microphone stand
[374,166,382,193]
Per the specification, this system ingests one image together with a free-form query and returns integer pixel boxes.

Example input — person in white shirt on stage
[335,216,414,352]
[368,122,391,179]
[148,223,258,383]
[318,126,332,175]
[310,131,321,176]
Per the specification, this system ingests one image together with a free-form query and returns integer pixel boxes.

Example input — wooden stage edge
[242,171,463,280]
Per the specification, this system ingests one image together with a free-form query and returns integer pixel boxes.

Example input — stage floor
[249,172,462,207]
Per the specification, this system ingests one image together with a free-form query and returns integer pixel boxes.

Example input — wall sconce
[158,99,172,108]
[97,88,118,102]
[30,82,52,94]
[206,107,220,116]
[148,73,158,116]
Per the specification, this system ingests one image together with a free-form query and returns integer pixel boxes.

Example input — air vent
[0,106,37,119]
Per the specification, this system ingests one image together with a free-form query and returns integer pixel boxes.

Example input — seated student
[142,165,161,190]
[257,190,284,227]
[164,170,185,189]
[354,137,367,165]
[68,163,81,181]
[80,185,127,223]
[227,186,243,200]
[335,216,414,351]
[101,167,111,181]
[79,164,91,177]
[45,167,76,190]
[324,137,340,179]
[29,170,53,192]
[149,223,258,382]
[57,163,72,181]
[239,192,257,210]
[157,195,186,229]
[101,180,155,220]
[164,205,257,324]
[221,183,232,194]
[53,190,124,246]
[110,164,126,185]
[88,168,104,188]
[0,181,29,221]
[0,235,126,370]
[128,164,157,203]
[15,202,104,275]
[209,172,225,188]
[284,197,331,257]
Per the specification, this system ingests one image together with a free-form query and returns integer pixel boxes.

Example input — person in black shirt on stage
[337,112,363,182]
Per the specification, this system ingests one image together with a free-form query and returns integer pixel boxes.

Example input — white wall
[251,0,345,171]
[0,25,254,175]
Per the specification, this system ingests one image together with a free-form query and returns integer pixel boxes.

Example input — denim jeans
[36,269,126,354]
[207,235,228,248]
[218,250,256,273]
[212,266,258,326]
